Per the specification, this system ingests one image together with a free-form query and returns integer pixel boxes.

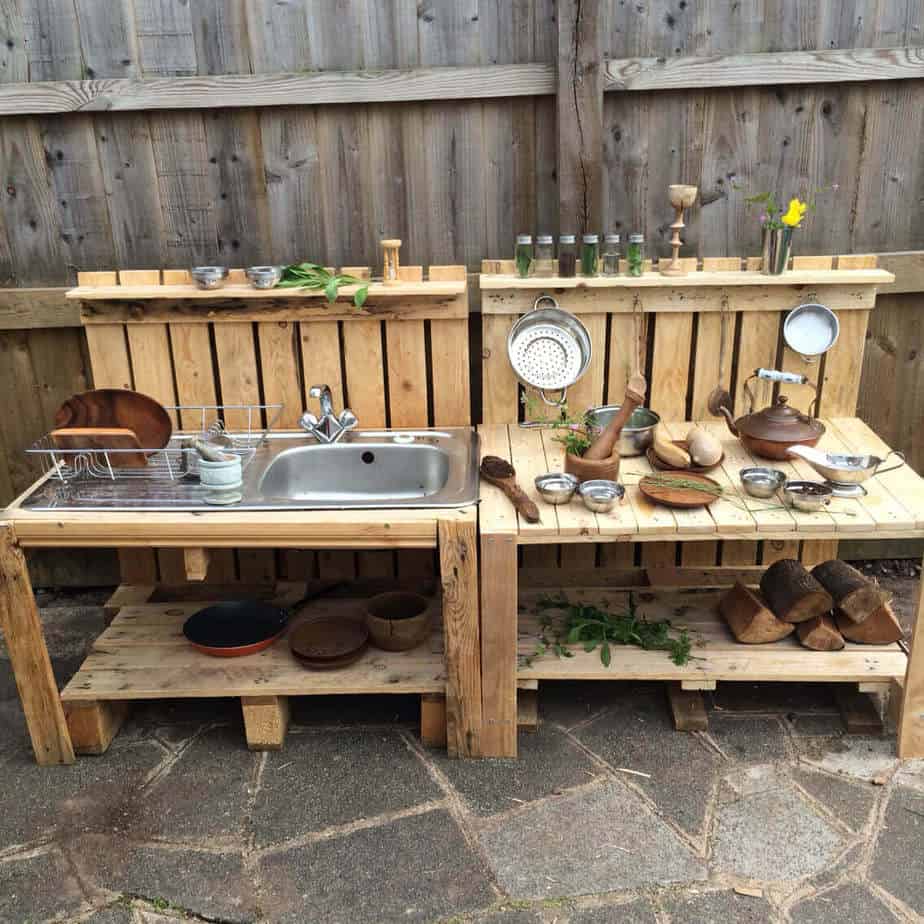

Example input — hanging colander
[506,295,593,407]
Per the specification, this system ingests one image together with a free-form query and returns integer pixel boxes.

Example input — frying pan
[183,582,342,658]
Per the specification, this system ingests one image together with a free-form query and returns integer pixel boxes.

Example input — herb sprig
[520,593,693,668]
[276,262,369,308]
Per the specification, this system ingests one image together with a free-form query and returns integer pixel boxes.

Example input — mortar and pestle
[565,373,647,483]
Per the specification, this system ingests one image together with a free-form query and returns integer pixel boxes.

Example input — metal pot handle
[539,386,568,408]
[533,294,559,312]
[744,369,818,416]
[877,450,906,475]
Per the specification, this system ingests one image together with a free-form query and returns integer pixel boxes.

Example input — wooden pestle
[583,373,647,461]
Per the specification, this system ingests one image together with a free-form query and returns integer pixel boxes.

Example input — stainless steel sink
[20,429,479,511]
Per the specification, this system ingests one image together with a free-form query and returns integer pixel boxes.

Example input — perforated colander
[507,296,592,406]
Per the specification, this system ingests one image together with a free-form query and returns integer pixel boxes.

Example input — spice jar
[534,234,555,277]
[581,233,600,277]
[515,234,533,278]
[627,233,645,277]
[603,234,621,275]
[558,234,577,277]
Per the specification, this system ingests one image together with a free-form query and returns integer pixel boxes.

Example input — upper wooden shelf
[66,280,467,301]
[479,269,894,289]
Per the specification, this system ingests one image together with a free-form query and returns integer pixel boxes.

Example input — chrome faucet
[299,384,358,444]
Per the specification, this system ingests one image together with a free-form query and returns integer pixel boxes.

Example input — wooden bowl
[647,440,724,474]
[564,450,620,484]
[365,592,431,652]
[54,389,172,450]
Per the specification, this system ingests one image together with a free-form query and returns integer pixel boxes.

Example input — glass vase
[761,227,793,275]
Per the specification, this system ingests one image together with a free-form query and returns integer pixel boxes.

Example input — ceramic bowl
[191,266,229,289]
[740,467,787,499]
[577,479,625,513]
[535,472,579,505]
[198,455,242,488]
[365,592,431,652]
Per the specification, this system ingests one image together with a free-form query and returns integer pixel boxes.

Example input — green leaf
[353,285,369,308]
[600,641,611,667]
[566,625,584,645]
[583,638,598,653]
[324,277,339,303]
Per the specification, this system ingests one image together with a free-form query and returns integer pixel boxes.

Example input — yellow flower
[781,198,807,227]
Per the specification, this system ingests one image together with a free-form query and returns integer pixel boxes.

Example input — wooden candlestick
[381,238,402,285]
[661,185,697,276]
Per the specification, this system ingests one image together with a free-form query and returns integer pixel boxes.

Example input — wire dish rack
[27,404,282,483]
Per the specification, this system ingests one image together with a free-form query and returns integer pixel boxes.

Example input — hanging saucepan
[507,295,592,407]
[783,303,839,362]
[712,368,825,461]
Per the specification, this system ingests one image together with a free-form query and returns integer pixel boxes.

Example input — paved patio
[2,584,923,924]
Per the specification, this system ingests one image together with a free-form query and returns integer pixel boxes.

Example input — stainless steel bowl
[191,266,229,290]
[577,479,625,513]
[246,265,283,289]
[587,405,660,457]
[783,480,832,512]
[740,467,787,499]
[535,472,579,505]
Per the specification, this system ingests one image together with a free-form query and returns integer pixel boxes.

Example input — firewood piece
[719,582,795,643]
[837,603,904,644]
[796,613,845,651]
[759,559,833,624]
[811,560,892,624]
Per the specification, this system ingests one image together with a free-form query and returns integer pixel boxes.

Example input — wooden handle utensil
[583,373,647,461]
[480,456,541,523]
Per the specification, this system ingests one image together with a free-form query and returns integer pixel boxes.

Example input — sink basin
[257,437,459,506]
[20,429,480,511]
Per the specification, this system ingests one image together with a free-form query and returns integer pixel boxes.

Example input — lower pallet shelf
[516,587,907,685]
[62,598,447,701]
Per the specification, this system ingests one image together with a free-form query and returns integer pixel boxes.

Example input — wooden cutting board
[50,427,147,468]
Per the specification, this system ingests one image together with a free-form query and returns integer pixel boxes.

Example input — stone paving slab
[870,785,924,916]
[0,847,87,924]
[792,766,877,832]
[478,781,707,899]
[789,882,900,923]
[660,888,776,922]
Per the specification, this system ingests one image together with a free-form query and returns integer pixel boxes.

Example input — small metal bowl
[191,266,229,290]
[740,467,787,499]
[783,480,832,512]
[535,472,579,505]
[246,265,283,289]
[577,479,625,513]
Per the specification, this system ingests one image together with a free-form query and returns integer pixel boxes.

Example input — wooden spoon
[583,373,647,461]
[480,456,541,523]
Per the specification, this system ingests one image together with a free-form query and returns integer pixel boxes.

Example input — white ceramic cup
[198,455,242,488]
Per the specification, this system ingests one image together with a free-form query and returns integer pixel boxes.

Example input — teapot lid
[737,394,825,442]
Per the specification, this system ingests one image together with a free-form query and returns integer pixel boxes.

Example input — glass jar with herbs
[626,233,645,277]
[534,234,555,277]
[602,233,621,275]
[558,235,577,277]
[515,234,533,278]
[581,233,600,277]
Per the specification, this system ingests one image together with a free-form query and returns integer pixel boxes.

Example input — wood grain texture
[0,526,74,764]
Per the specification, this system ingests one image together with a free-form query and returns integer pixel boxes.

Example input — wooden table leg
[0,526,75,765]
[898,552,924,758]
[438,516,483,758]
[480,532,518,758]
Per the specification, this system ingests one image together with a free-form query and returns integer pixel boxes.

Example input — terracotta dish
[54,389,172,451]
[639,471,722,508]
[183,601,288,658]
[289,616,369,669]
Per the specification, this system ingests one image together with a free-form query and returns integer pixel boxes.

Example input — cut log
[811,560,892,624]
[796,613,845,651]
[837,603,904,644]
[760,559,834,624]
[719,582,795,643]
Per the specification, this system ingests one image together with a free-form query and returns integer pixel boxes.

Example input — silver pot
[586,405,660,457]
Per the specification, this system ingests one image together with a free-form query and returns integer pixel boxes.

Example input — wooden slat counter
[478,418,924,759]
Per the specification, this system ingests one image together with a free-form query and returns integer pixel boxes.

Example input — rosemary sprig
[276,262,369,308]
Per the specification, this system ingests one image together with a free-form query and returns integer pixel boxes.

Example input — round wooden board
[639,471,722,508]
[647,440,723,474]
[289,616,369,661]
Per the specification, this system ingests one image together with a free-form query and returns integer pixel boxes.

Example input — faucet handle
[338,409,358,431]
[299,411,319,431]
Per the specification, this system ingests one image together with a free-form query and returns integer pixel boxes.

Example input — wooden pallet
[61,584,448,754]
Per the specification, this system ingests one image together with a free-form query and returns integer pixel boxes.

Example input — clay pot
[365,592,431,652]
[565,450,620,484]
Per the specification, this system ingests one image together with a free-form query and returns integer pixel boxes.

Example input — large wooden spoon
[480,456,540,523]
[583,373,647,461]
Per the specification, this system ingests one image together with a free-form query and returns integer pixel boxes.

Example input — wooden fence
[1,0,923,581]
